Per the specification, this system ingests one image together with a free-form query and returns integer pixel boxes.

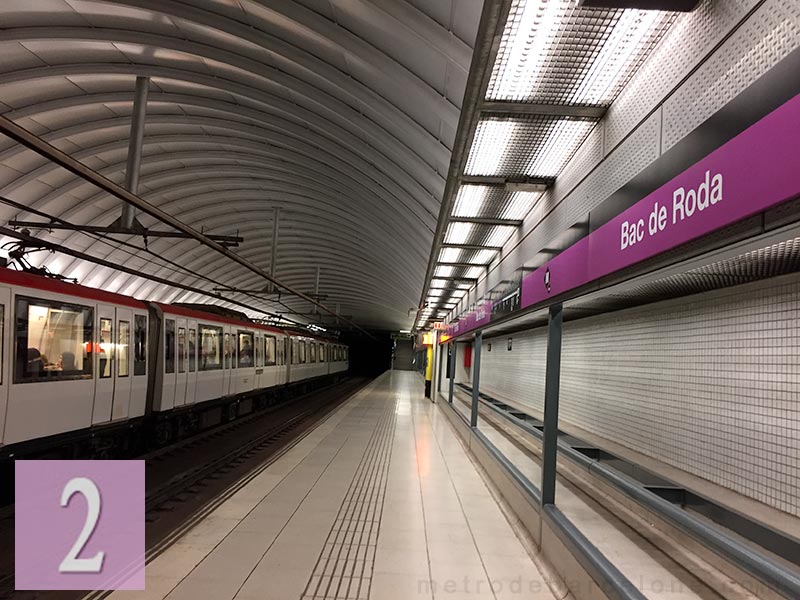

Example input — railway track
[0,377,370,600]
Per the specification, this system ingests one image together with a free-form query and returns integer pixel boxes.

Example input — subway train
[0,267,348,460]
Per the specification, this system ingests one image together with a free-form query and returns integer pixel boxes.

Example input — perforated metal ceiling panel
[487,0,674,106]
[0,0,484,331]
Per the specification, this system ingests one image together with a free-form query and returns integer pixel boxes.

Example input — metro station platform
[112,371,555,600]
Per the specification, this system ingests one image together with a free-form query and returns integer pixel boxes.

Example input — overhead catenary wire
[0,225,319,330]
[0,113,375,338]
[0,194,321,326]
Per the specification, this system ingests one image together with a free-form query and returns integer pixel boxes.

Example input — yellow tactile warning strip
[301,394,397,599]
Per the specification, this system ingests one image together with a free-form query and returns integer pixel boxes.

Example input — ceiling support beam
[480,101,607,119]
[313,266,320,315]
[450,216,522,226]
[269,206,280,292]
[7,220,243,245]
[0,113,373,338]
[435,262,491,268]
[430,276,478,284]
[459,175,553,188]
[442,243,502,251]
[120,76,149,230]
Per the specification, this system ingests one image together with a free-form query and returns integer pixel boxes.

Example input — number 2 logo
[58,477,105,574]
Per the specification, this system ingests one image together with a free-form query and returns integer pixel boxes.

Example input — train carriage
[0,267,348,458]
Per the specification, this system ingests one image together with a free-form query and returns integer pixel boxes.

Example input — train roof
[156,303,339,343]
[0,267,147,310]
[0,268,344,345]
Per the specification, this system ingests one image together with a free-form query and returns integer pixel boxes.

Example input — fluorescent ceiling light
[465,266,486,280]
[435,265,455,277]
[570,9,663,105]
[501,190,542,220]
[428,288,445,298]
[486,0,673,106]
[444,222,473,245]
[525,119,596,176]
[439,247,462,262]
[471,249,498,264]
[453,185,487,217]
[466,116,594,178]
[485,225,518,247]
[465,119,517,176]
[489,0,564,101]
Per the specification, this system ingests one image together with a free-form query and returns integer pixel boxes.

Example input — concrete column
[470,332,482,427]
[541,303,563,506]
[121,76,149,229]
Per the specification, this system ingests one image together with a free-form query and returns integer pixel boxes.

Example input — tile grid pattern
[301,395,398,599]
[477,273,800,517]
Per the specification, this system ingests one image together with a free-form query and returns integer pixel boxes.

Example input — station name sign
[442,92,800,342]
[520,91,800,310]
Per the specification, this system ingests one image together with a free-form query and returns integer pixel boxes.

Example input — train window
[223,333,231,369]
[238,331,254,368]
[199,324,222,370]
[134,315,147,376]
[300,341,306,364]
[310,342,316,363]
[276,338,283,365]
[14,296,92,383]
[99,318,113,379]
[265,336,276,366]
[254,335,261,367]
[164,319,175,374]
[319,343,325,362]
[188,328,196,372]
[178,327,186,373]
[118,321,130,378]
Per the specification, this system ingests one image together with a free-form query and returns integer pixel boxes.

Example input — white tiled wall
[477,273,800,517]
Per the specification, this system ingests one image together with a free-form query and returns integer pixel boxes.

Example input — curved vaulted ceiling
[0,0,483,330]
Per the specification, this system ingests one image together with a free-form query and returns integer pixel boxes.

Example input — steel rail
[0,114,373,338]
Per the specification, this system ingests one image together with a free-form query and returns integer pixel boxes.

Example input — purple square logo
[15,460,145,590]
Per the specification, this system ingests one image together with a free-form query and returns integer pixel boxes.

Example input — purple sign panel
[442,300,491,339]
[521,92,800,310]
[15,460,145,590]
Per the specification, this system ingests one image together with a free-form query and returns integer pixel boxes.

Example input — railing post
[437,336,444,393]
[448,342,456,404]
[470,332,482,427]
[541,303,563,506]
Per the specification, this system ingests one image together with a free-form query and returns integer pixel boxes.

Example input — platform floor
[114,371,555,600]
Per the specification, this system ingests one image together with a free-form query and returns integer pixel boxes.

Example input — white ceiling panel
[0,0,483,330]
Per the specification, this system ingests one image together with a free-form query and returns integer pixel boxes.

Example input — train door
[254,332,263,390]
[0,286,10,444]
[284,338,291,384]
[92,304,115,423]
[222,325,233,396]
[174,318,188,407]
[162,317,177,410]
[110,306,133,421]
[186,319,197,404]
